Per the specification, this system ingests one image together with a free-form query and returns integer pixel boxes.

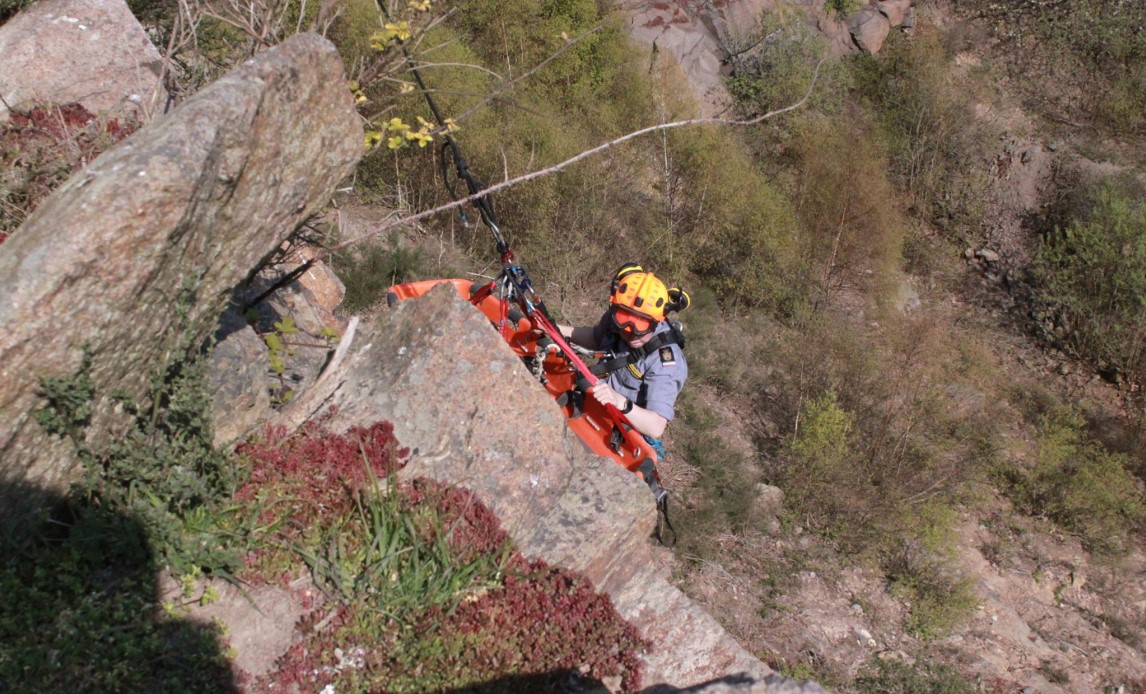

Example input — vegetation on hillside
[4,0,1146,690]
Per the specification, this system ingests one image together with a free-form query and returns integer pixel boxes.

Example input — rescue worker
[557,264,689,457]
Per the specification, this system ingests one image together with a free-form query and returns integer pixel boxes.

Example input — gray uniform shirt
[592,315,688,421]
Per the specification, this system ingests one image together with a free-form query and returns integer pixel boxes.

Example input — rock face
[848,6,892,54]
[876,0,912,27]
[278,284,774,687]
[209,307,273,447]
[0,0,167,122]
[0,33,362,529]
[617,0,771,116]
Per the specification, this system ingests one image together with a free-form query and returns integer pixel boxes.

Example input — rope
[374,0,501,249]
[656,494,677,548]
[372,3,678,526]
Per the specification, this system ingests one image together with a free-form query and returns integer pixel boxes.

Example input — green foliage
[33,353,241,575]
[789,114,907,311]
[329,0,384,73]
[0,0,32,25]
[971,0,1146,134]
[0,507,236,692]
[34,351,95,438]
[850,32,992,243]
[302,474,507,620]
[725,14,850,118]
[241,424,647,692]
[331,232,428,312]
[662,125,805,312]
[825,0,861,19]
[675,396,758,554]
[85,358,241,574]
[783,390,855,525]
[764,313,997,560]
[884,540,978,640]
[1032,184,1146,385]
[1000,408,1146,555]
[855,658,977,694]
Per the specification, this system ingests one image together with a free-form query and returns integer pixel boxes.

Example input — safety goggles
[610,306,656,337]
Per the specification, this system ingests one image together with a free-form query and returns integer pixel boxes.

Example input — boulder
[236,243,347,404]
[0,33,362,529]
[0,0,166,123]
[208,307,273,447]
[754,483,785,517]
[277,285,773,687]
[847,7,891,55]
[876,0,913,28]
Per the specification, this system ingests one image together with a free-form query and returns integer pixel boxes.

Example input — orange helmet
[610,267,669,335]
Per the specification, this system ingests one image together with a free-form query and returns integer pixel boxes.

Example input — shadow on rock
[0,480,238,692]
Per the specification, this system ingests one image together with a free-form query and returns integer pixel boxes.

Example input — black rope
[241,259,316,312]
[655,494,677,548]
[374,0,501,249]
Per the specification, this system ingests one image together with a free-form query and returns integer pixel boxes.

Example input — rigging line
[374,0,500,240]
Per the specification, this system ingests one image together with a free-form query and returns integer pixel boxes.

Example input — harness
[589,323,686,382]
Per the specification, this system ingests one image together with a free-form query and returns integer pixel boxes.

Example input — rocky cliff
[0,31,362,528]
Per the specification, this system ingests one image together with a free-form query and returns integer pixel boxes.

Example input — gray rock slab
[0,33,362,529]
[0,0,167,122]
[848,7,891,54]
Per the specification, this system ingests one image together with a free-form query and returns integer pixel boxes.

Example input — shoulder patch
[659,346,677,366]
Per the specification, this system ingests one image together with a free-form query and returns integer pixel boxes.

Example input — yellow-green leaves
[364,115,460,151]
[370,21,411,50]
[408,0,431,10]
[349,80,367,104]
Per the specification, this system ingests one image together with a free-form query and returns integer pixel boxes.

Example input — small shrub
[668,385,768,564]
[850,30,993,243]
[725,13,849,119]
[781,390,858,534]
[788,113,907,312]
[855,657,977,694]
[664,124,805,313]
[884,540,977,640]
[1001,408,1146,555]
[1031,184,1146,386]
[825,0,861,19]
[33,353,240,575]
[330,232,427,313]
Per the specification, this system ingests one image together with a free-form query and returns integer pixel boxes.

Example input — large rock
[0,33,362,528]
[848,6,891,54]
[278,285,773,687]
[0,0,167,122]
[876,0,913,28]
[209,307,273,447]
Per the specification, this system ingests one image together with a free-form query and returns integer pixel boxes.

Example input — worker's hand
[589,381,628,410]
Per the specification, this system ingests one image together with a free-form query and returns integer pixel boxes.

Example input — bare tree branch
[331,58,824,253]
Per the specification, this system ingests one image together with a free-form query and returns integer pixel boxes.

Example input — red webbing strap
[529,310,645,444]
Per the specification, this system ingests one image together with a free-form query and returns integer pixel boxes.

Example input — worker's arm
[588,382,668,439]
[556,322,600,350]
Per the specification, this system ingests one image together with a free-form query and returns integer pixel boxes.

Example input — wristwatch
[620,398,634,414]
